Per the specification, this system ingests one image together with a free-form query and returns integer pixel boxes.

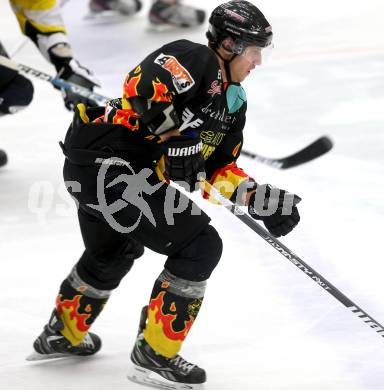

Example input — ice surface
[1,0,384,389]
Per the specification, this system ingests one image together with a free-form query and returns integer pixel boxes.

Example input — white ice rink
[1,0,384,389]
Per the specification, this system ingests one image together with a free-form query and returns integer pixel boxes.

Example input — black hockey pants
[64,160,223,289]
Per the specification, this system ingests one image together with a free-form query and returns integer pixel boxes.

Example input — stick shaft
[203,180,384,338]
[0,55,109,106]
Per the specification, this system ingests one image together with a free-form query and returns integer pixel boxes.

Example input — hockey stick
[202,179,384,339]
[0,55,109,106]
[241,136,333,169]
[0,54,332,169]
[0,49,333,169]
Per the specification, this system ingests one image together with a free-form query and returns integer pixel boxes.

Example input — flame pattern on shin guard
[56,294,93,346]
[55,271,110,346]
[143,270,206,358]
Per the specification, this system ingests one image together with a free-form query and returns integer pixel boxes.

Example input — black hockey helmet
[207,1,273,53]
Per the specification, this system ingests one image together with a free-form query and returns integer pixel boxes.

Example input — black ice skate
[128,306,206,390]
[149,1,205,28]
[26,310,101,361]
[88,0,142,18]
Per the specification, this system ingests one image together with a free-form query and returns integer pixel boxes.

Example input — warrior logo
[154,53,195,94]
[168,142,203,157]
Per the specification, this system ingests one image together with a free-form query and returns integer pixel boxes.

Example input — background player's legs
[149,0,206,28]
[88,0,142,16]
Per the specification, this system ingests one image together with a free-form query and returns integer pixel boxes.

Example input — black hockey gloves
[248,184,301,237]
[163,135,205,192]
[58,59,100,110]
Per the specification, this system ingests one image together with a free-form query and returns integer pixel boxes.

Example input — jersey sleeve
[112,41,213,130]
[10,0,71,62]
[124,41,212,101]
[204,103,256,202]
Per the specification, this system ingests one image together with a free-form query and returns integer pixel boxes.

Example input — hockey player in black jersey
[29,2,300,388]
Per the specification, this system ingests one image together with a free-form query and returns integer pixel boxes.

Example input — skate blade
[146,23,179,32]
[83,10,136,23]
[26,351,67,361]
[127,364,204,390]
[83,12,123,25]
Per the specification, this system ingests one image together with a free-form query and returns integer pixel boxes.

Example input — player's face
[230,46,262,82]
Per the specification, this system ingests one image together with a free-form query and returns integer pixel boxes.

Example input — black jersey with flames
[102,39,247,180]
[65,40,252,200]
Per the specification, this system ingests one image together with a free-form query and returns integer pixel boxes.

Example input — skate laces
[169,355,196,373]
[79,334,95,349]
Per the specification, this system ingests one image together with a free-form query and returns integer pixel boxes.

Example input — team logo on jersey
[208,80,221,97]
[200,130,225,146]
[201,101,237,125]
[200,130,226,160]
[154,53,195,94]
[179,107,204,132]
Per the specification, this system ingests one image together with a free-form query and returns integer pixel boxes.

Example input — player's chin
[243,70,252,80]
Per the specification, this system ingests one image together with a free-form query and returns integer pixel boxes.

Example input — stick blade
[279,136,333,169]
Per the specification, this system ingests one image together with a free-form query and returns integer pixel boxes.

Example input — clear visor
[232,40,274,65]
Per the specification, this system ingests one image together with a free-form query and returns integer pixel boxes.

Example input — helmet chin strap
[214,45,237,83]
